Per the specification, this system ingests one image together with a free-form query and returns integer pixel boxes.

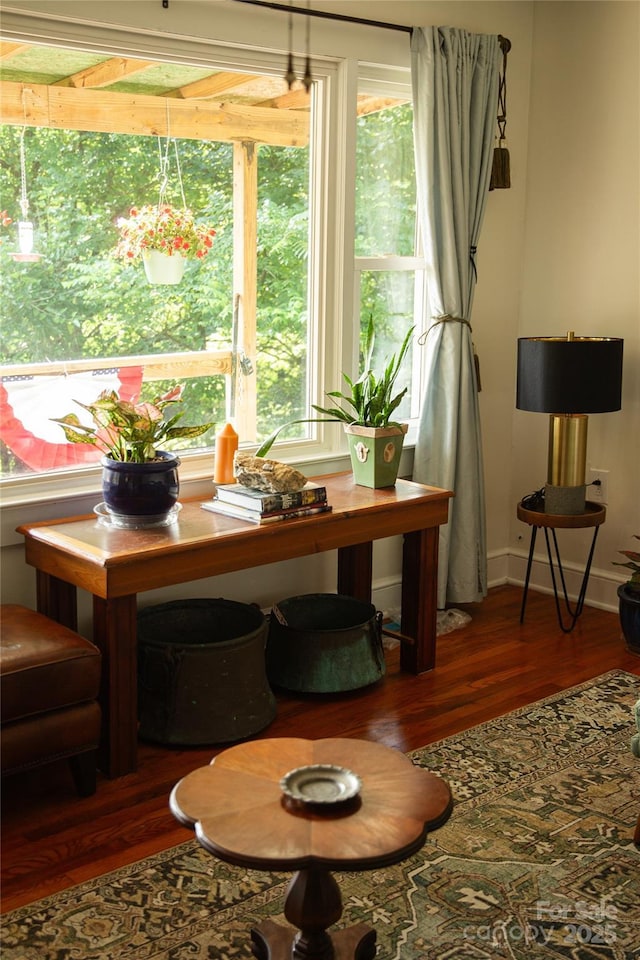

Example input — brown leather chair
[632,698,640,847]
[1,604,101,796]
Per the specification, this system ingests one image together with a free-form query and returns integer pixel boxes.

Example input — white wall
[511,0,640,609]
[1,0,635,628]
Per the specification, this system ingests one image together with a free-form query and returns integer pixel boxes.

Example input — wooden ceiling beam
[264,88,311,110]
[0,41,27,61]
[53,56,157,89]
[356,95,408,117]
[166,71,257,100]
[0,81,309,147]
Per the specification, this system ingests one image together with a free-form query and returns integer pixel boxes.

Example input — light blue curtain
[411,27,500,607]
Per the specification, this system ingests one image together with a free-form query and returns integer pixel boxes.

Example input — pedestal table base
[250,867,376,960]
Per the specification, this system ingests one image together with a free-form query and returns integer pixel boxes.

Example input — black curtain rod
[161,1,510,52]
[227,1,510,51]
[230,0,412,33]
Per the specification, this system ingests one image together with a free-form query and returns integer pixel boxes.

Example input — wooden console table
[18,473,452,778]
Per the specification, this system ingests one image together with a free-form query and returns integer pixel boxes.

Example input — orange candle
[214,422,238,484]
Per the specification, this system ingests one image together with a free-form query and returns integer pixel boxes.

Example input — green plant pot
[344,424,408,489]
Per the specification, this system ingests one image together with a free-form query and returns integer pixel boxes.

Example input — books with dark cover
[213,481,328,514]
[201,501,333,524]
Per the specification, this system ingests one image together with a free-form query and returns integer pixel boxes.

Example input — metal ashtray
[280,764,361,806]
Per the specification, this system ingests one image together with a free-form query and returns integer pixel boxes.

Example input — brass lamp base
[546,414,588,515]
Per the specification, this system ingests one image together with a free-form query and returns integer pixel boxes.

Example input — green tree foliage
[354,103,416,418]
[0,102,412,476]
[0,126,310,473]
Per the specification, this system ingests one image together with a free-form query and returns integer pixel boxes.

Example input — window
[0,43,316,479]
[0,37,418,492]
[354,78,425,424]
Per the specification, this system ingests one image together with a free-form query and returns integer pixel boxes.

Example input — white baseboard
[371,576,402,618]
[372,551,622,616]
[502,549,620,613]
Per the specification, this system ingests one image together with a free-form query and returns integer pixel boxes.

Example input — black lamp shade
[516,337,623,414]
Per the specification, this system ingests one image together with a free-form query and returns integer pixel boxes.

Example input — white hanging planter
[142,250,185,285]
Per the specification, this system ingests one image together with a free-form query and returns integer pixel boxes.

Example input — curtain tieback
[470,245,478,282]
[418,315,472,345]
[419,316,482,393]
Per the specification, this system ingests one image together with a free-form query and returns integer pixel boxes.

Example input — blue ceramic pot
[618,584,640,655]
[101,451,180,519]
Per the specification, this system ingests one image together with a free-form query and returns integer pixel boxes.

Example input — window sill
[1,443,415,549]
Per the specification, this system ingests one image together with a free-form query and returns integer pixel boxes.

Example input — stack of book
[202,481,331,524]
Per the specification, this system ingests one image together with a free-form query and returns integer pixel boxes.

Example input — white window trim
[0,22,362,512]
[0,14,419,533]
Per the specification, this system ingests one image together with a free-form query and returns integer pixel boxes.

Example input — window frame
[353,68,425,446]
[0,16,418,513]
[0,34,352,504]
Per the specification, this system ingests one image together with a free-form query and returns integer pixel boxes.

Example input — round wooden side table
[170,736,453,960]
[517,500,606,633]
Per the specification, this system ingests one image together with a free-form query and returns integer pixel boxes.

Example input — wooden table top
[18,473,452,598]
[517,500,606,530]
[170,737,453,872]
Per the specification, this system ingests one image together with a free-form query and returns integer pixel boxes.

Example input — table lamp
[516,333,623,515]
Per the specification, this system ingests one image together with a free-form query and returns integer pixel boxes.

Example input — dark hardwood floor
[2,585,638,913]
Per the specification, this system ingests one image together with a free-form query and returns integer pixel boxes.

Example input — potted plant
[52,384,214,521]
[256,319,414,488]
[114,204,216,285]
[613,535,640,654]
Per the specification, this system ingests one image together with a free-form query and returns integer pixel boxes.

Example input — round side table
[517,500,606,633]
[170,736,452,960]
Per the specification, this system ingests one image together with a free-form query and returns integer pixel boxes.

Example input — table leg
[400,528,439,674]
[92,594,138,778]
[337,542,373,602]
[543,525,601,634]
[251,867,376,960]
[519,525,538,624]
[36,570,78,630]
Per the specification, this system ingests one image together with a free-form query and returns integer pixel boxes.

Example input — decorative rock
[233,453,307,493]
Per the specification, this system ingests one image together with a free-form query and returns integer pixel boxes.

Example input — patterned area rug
[2,670,639,959]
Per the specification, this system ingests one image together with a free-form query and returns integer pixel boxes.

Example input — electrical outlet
[589,468,609,505]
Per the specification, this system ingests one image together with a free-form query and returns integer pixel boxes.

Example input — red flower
[115,204,216,263]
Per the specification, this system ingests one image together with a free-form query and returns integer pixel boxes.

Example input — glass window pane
[355,101,415,257]
[256,143,309,441]
[0,54,314,479]
[358,270,416,421]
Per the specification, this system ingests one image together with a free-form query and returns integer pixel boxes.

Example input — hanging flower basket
[113,138,216,284]
[115,204,216,284]
[142,249,186,285]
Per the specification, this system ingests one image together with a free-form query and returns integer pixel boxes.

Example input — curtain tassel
[473,343,482,392]
[490,140,510,190]
[490,36,511,190]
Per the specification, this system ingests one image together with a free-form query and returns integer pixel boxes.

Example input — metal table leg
[543,524,601,633]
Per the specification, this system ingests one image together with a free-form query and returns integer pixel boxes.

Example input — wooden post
[232,140,258,442]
